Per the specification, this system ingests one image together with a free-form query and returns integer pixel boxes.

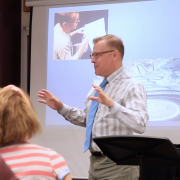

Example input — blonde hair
[0,88,41,147]
[93,34,124,58]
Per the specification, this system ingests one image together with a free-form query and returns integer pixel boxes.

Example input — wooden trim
[23,0,31,12]
[0,0,2,86]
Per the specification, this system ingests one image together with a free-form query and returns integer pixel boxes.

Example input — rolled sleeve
[58,169,70,180]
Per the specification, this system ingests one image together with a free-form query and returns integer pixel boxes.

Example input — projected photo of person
[53,12,89,60]
[53,10,108,60]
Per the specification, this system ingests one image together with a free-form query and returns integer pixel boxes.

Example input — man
[53,12,89,60]
[39,34,149,180]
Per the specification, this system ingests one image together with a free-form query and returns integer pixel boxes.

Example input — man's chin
[95,71,101,76]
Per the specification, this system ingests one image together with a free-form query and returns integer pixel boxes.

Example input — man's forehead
[71,13,79,19]
[93,40,109,51]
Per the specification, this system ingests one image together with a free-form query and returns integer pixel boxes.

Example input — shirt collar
[106,66,125,83]
[57,23,69,36]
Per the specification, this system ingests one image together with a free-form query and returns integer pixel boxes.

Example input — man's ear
[112,50,120,61]
[62,22,68,27]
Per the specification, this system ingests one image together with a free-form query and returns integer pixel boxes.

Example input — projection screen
[29,0,180,177]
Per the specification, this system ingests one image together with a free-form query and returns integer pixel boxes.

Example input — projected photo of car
[124,57,180,121]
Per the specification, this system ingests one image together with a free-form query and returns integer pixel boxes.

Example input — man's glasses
[71,18,80,24]
[90,50,115,59]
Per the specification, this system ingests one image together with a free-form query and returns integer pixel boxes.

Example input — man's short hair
[56,12,79,25]
[93,34,124,59]
[0,88,41,147]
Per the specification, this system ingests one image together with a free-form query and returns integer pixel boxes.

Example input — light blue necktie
[84,78,108,152]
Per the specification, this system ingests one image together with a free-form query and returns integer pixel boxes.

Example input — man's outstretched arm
[38,89,63,110]
[38,89,87,127]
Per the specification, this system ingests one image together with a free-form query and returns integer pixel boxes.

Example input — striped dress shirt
[0,142,70,180]
[58,66,149,152]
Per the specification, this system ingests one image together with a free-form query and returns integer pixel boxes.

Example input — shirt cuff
[57,103,71,116]
[57,169,70,180]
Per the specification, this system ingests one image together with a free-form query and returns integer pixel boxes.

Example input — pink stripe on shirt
[3,153,49,161]
[16,170,54,178]
[9,161,51,169]
[52,161,67,170]
[0,146,48,154]
[50,153,62,160]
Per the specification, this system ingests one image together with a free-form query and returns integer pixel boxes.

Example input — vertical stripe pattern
[58,66,149,152]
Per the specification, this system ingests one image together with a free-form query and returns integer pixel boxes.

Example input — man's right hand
[38,89,63,110]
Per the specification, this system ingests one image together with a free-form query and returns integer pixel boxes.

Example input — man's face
[91,40,115,77]
[68,13,80,30]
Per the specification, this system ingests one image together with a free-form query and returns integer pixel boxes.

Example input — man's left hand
[88,84,114,108]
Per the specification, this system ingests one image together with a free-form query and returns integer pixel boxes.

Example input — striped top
[58,66,149,152]
[0,142,70,180]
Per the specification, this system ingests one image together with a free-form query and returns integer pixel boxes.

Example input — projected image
[47,0,180,126]
[124,57,180,122]
[53,10,108,60]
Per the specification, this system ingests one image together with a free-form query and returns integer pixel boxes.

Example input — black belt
[91,151,104,156]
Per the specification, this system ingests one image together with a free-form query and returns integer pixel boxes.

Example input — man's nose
[91,57,95,63]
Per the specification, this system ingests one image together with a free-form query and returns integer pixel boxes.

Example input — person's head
[91,34,124,77]
[0,85,41,147]
[57,12,80,32]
